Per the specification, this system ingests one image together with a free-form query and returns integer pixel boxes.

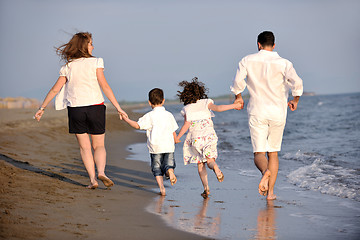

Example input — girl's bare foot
[201,189,210,198]
[213,168,224,182]
[259,169,271,195]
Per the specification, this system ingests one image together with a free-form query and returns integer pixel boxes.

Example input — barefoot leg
[198,162,209,195]
[266,152,279,200]
[254,152,271,195]
[207,158,224,182]
[155,176,166,196]
[167,168,177,186]
[259,169,271,195]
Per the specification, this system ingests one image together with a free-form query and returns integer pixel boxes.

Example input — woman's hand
[34,109,45,121]
[117,108,128,120]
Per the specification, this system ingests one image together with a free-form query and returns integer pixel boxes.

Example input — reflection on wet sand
[251,200,277,240]
[152,195,221,238]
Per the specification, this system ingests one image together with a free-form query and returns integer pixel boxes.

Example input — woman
[35,32,127,189]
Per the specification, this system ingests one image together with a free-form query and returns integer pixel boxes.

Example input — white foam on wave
[287,158,360,201]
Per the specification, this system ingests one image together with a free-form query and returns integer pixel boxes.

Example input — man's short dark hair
[257,31,275,47]
[149,88,164,105]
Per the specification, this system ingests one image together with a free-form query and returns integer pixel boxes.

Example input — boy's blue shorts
[150,152,176,177]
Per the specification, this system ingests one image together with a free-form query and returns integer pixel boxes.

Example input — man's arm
[288,96,300,111]
[230,59,247,110]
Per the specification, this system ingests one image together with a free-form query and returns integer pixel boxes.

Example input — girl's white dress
[181,99,218,165]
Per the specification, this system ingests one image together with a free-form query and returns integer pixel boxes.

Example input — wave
[287,158,360,202]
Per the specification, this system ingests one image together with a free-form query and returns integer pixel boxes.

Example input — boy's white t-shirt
[137,106,178,154]
[180,99,215,121]
[55,57,105,110]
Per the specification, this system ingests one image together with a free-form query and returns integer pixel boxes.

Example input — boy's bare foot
[98,175,114,188]
[259,169,271,196]
[86,182,99,189]
[267,193,277,200]
[159,188,166,196]
[167,170,177,186]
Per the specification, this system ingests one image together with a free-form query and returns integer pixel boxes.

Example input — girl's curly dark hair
[177,77,208,105]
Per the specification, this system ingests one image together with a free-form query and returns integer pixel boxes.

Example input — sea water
[128,92,360,239]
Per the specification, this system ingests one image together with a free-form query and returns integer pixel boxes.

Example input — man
[231,31,303,200]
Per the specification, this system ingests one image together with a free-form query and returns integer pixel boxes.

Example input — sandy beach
[0,106,209,240]
[1,101,360,240]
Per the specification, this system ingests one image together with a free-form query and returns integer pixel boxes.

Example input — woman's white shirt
[55,57,105,110]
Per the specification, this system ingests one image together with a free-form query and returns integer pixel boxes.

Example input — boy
[123,88,178,196]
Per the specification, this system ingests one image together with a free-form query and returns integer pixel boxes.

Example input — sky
[0,0,359,102]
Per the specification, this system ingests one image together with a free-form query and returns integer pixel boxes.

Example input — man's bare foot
[267,193,277,200]
[98,175,114,188]
[259,169,271,195]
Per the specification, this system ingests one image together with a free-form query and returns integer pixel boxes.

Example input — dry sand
[0,107,209,240]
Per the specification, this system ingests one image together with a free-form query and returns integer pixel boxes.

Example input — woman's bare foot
[98,175,114,188]
[259,169,271,196]
[86,182,99,189]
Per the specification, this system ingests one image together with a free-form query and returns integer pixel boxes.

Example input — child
[34,32,127,189]
[175,77,241,198]
[123,88,178,196]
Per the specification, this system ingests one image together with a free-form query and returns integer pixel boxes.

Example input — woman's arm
[96,68,128,119]
[208,102,241,112]
[175,115,191,142]
[34,76,67,121]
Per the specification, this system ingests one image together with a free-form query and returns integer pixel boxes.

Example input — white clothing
[55,57,105,110]
[137,106,179,154]
[180,99,215,121]
[180,99,218,164]
[230,50,303,122]
[248,115,285,153]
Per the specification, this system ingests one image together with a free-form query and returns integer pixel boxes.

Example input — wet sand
[0,107,209,240]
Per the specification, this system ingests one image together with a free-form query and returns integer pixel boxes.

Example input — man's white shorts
[248,115,286,153]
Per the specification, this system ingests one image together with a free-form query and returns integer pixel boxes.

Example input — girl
[175,77,241,198]
[34,32,127,189]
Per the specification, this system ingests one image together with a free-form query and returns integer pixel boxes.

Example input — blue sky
[0,0,359,101]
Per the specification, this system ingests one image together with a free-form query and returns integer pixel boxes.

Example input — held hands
[117,108,128,120]
[234,98,244,110]
[174,137,181,144]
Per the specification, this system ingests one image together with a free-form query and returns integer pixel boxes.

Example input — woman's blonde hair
[56,32,93,63]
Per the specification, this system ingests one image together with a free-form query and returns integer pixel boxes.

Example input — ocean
[128,92,360,239]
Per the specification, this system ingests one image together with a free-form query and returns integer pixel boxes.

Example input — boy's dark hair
[149,88,164,105]
[177,77,208,105]
[257,31,275,47]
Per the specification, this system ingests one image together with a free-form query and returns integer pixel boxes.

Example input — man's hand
[288,96,300,111]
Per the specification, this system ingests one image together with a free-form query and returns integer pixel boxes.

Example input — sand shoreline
[0,107,208,240]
